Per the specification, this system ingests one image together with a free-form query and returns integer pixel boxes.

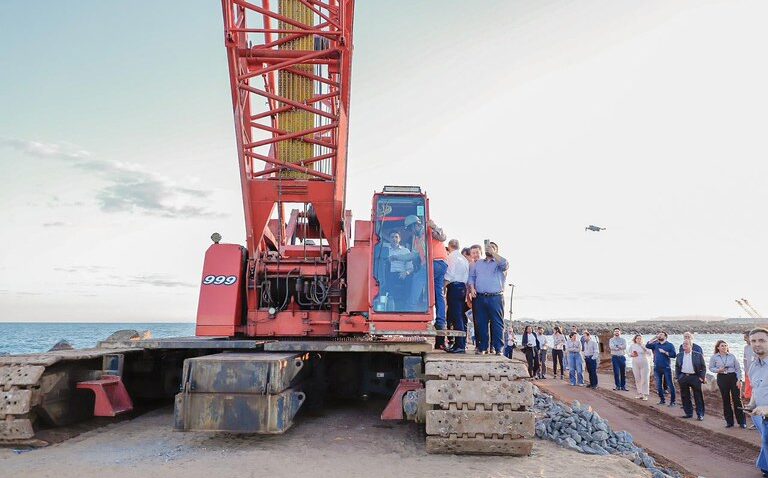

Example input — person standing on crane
[397,215,447,348]
[468,241,509,355]
[445,239,469,353]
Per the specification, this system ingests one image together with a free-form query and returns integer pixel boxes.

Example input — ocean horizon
[0,322,752,365]
[0,322,196,355]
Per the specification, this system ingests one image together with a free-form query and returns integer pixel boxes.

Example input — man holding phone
[646,331,677,407]
[468,240,509,355]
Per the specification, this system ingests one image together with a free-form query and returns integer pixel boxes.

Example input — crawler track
[0,348,137,446]
[423,354,535,455]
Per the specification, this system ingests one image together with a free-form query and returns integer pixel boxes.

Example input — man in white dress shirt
[445,239,469,353]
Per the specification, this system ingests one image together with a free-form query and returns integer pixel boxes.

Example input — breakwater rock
[514,319,749,335]
[532,387,681,478]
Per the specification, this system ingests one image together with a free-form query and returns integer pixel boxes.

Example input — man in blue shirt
[646,331,677,407]
[468,241,508,355]
[746,328,768,477]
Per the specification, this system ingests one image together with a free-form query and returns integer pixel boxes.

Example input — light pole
[504,283,515,351]
[508,283,515,319]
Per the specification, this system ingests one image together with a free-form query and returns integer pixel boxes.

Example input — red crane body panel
[196,244,245,336]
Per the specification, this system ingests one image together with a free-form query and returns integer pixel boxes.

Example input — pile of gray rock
[532,388,680,478]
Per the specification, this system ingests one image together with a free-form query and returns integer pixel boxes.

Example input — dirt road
[0,400,650,478]
[537,372,762,478]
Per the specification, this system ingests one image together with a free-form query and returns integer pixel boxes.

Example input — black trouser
[446,282,467,350]
[552,349,564,376]
[524,347,539,378]
[585,357,598,387]
[678,374,705,418]
[717,372,745,426]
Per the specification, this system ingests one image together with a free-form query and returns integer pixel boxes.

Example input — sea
[0,324,750,365]
[0,322,196,355]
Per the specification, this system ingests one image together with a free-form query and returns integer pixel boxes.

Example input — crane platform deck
[96,336,433,354]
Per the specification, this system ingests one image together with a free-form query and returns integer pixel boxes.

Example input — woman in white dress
[628,334,652,400]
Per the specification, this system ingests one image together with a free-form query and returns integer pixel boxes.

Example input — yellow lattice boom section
[278,0,314,179]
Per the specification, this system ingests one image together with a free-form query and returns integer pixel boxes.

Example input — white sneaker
[634,395,642,399]
[642,396,648,401]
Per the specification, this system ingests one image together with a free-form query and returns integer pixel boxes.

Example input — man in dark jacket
[675,340,707,420]
[646,331,677,406]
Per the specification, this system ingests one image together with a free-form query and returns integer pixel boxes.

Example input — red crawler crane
[0,2,534,455]
[197,0,436,338]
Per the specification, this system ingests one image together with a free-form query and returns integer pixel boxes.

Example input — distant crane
[736,298,763,319]
[585,225,606,232]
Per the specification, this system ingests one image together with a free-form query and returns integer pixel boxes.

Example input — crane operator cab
[371,186,431,314]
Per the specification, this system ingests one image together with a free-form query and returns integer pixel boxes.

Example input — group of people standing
[508,326,754,429]
[512,325,605,388]
[503,324,768,477]
[389,216,509,356]
[439,238,509,355]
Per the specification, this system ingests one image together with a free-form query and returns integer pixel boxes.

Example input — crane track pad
[423,355,535,456]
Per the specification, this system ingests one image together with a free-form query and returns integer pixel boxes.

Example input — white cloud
[2,138,223,219]
[51,266,195,289]
[0,137,90,160]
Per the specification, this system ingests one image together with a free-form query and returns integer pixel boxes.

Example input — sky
[1,0,767,323]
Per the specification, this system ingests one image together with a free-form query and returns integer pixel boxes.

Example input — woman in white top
[551,326,566,380]
[628,334,652,400]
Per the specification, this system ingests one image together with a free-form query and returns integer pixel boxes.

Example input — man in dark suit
[678,331,703,355]
[675,339,707,420]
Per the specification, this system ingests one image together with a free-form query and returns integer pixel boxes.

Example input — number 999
[202,275,238,286]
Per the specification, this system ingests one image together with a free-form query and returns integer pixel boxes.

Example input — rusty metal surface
[423,355,535,455]
[426,410,535,438]
[368,329,466,337]
[174,388,305,434]
[426,379,533,410]
[98,337,267,350]
[264,340,431,353]
[424,356,529,380]
[0,365,46,389]
[403,388,427,423]
[0,348,139,366]
[403,355,423,380]
[182,353,304,395]
[1,389,32,415]
[426,437,533,456]
[0,418,34,441]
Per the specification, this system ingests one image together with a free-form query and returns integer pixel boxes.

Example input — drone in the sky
[585,225,606,232]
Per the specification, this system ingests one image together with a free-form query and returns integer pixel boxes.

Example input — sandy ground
[0,401,650,478]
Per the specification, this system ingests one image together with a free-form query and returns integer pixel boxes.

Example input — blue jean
[504,345,514,359]
[432,260,447,347]
[408,266,427,311]
[654,366,676,403]
[446,282,466,349]
[473,294,504,353]
[752,415,768,473]
[612,355,626,389]
[432,260,447,329]
[585,357,598,387]
[568,352,584,385]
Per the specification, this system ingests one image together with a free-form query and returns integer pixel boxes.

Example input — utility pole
[503,283,515,349]
[508,283,515,319]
